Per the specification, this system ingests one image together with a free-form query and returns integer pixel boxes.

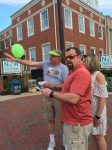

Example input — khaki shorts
[63,122,92,150]
[42,96,60,121]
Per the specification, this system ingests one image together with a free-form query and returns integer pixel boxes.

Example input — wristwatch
[95,115,101,119]
[49,90,54,97]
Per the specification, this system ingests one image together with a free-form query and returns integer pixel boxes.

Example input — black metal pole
[57,0,65,64]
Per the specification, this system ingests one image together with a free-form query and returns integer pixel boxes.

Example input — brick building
[0,0,106,62]
[0,0,108,93]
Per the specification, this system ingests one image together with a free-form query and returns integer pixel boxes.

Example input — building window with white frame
[29,47,36,61]
[4,39,8,49]
[27,17,34,37]
[90,47,96,54]
[78,15,85,33]
[98,25,103,39]
[17,24,23,41]
[99,48,104,55]
[40,9,49,31]
[42,43,50,61]
[64,8,72,29]
[80,44,86,55]
[66,42,74,49]
[10,37,13,47]
[89,20,95,37]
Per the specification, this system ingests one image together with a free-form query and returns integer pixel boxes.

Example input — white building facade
[81,0,99,10]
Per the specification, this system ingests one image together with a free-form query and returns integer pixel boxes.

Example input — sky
[0,0,112,31]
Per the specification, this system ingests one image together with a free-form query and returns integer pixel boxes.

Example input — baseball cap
[49,49,62,57]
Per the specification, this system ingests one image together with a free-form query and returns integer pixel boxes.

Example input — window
[10,37,13,47]
[17,24,23,41]
[66,42,74,49]
[64,8,72,29]
[99,48,104,55]
[29,47,36,61]
[90,47,96,54]
[42,43,50,61]
[27,17,34,37]
[98,25,103,39]
[80,44,86,55]
[78,15,85,33]
[4,39,8,49]
[89,20,95,37]
[40,9,49,31]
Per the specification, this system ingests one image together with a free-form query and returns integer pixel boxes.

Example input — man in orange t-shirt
[42,47,92,150]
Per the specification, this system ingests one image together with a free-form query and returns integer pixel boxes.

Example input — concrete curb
[0,92,41,101]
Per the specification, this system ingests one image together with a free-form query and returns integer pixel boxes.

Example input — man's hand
[43,82,54,89]
[41,88,52,97]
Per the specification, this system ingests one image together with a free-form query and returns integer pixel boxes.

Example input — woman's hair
[84,54,100,74]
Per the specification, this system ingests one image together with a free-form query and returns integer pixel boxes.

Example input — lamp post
[57,0,65,64]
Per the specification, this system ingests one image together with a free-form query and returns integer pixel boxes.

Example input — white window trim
[4,40,8,49]
[66,41,74,49]
[64,8,73,29]
[29,47,36,61]
[17,24,23,41]
[89,20,95,37]
[40,9,49,31]
[42,42,50,61]
[9,38,12,47]
[80,44,86,55]
[90,47,96,54]
[98,25,103,40]
[78,15,85,34]
[27,17,34,37]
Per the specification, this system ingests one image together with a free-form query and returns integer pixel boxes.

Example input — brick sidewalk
[0,94,111,150]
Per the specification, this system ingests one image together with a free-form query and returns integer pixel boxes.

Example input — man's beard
[67,61,74,71]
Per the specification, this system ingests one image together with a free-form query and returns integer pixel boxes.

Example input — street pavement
[0,92,111,150]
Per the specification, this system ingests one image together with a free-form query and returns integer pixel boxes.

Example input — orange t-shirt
[61,64,92,125]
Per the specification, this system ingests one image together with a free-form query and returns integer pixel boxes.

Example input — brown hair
[84,54,100,74]
[66,47,81,56]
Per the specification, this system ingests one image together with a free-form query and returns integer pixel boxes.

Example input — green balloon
[11,44,25,58]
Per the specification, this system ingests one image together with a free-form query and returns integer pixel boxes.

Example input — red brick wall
[11,0,56,62]
[1,0,106,59]
[62,0,106,55]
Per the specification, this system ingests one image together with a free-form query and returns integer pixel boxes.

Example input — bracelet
[49,90,54,97]
[95,115,101,119]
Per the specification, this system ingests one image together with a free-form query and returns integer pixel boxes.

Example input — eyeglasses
[65,55,78,60]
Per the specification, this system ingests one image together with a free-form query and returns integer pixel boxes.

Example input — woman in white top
[84,54,108,150]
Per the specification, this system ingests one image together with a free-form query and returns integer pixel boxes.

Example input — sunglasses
[65,55,78,60]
